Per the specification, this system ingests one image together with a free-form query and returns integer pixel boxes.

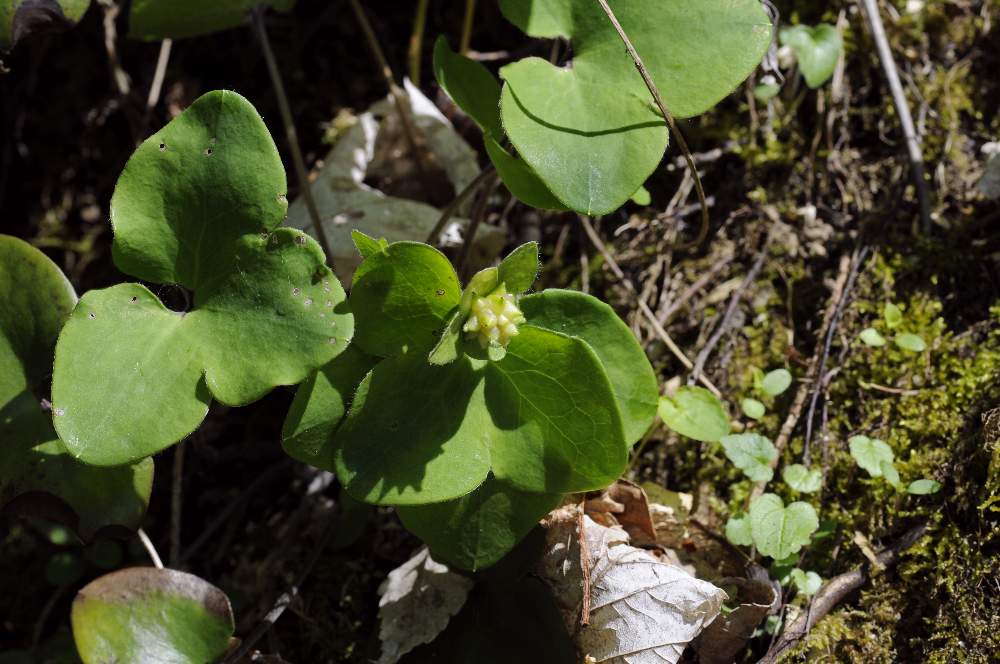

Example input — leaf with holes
[128,0,294,40]
[51,91,352,466]
[0,235,153,539]
[497,0,772,214]
[720,433,777,482]
[658,386,730,442]
[749,493,818,560]
[71,568,234,664]
[778,24,843,88]
[0,0,90,50]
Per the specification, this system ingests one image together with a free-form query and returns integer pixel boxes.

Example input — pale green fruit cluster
[463,289,526,348]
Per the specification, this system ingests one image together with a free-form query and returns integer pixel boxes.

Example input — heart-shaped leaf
[498,0,772,214]
[789,568,822,596]
[782,464,822,494]
[848,435,895,478]
[658,386,730,442]
[520,289,658,443]
[0,0,90,50]
[71,568,234,664]
[720,433,777,482]
[0,235,153,539]
[128,0,294,40]
[333,325,626,505]
[749,493,818,560]
[433,37,566,210]
[52,91,352,466]
[397,475,562,571]
[281,346,376,467]
[778,24,843,89]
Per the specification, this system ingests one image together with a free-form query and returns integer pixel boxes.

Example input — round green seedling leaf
[749,493,818,560]
[725,514,753,547]
[720,433,777,482]
[782,464,822,494]
[778,24,843,89]
[894,333,927,353]
[0,0,89,50]
[350,241,461,358]
[883,303,903,329]
[520,290,658,443]
[282,346,376,467]
[741,397,766,420]
[907,479,942,495]
[398,475,562,571]
[760,368,792,397]
[789,568,822,596]
[334,326,627,504]
[859,327,887,347]
[72,568,234,664]
[498,0,772,214]
[658,386,730,442]
[848,435,894,478]
[0,235,153,539]
[128,0,294,40]
[52,91,352,466]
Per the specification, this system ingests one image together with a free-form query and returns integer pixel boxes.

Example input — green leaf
[725,514,753,546]
[52,92,352,466]
[498,242,540,294]
[749,493,818,560]
[789,568,822,596]
[397,475,562,571]
[334,326,627,504]
[778,24,843,89]
[483,138,568,210]
[859,327,887,347]
[848,435,894,478]
[907,479,942,495]
[0,235,153,539]
[520,290,658,443]
[351,241,461,358]
[881,460,902,490]
[782,464,822,494]
[720,433,777,482]
[883,303,903,329]
[754,80,782,102]
[658,386,730,442]
[281,346,376,467]
[741,397,766,420]
[72,568,234,664]
[630,185,652,206]
[498,0,772,214]
[128,0,294,40]
[0,0,90,50]
[760,368,792,397]
[352,229,387,259]
[894,333,927,353]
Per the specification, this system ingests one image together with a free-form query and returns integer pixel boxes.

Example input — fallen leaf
[693,577,776,664]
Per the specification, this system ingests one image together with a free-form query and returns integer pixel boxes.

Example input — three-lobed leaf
[749,493,818,560]
[658,386,730,442]
[52,91,352,466]
[720,433,777,482]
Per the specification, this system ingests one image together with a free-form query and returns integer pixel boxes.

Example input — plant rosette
[51,90,352,467]
[284,236,659,570]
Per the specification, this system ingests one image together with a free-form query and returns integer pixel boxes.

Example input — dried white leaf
[376,547,473,664]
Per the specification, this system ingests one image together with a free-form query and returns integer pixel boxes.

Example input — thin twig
[578,216,722,397]
[578,503,591,627]
[689,235,770,384]
[426,166,496,244]
[145,38,172,110]
[251,8,334,261]
[169,440,186,567]
[457,172,500,276]
[755,521,928,664]
[137,528,164,569]
[460,0,478,54]
[858,0,932,234]
[593,0,711,249]
[32,586,66,652]
[408,0,430,86]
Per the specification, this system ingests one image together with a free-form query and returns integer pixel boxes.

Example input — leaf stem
[592,0,711,249]
[408,0,430,85]
[137,528,164,569]
[460,0,477,54]
[457,172,501,277]
[426,165,496,244]
[251,7,335,261]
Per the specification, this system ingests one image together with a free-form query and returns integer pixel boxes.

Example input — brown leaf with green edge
[72,568,235,664]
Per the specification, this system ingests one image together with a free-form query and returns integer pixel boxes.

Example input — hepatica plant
[284,236,659,570]
[434,0,773,214]
[52,90,353,466]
